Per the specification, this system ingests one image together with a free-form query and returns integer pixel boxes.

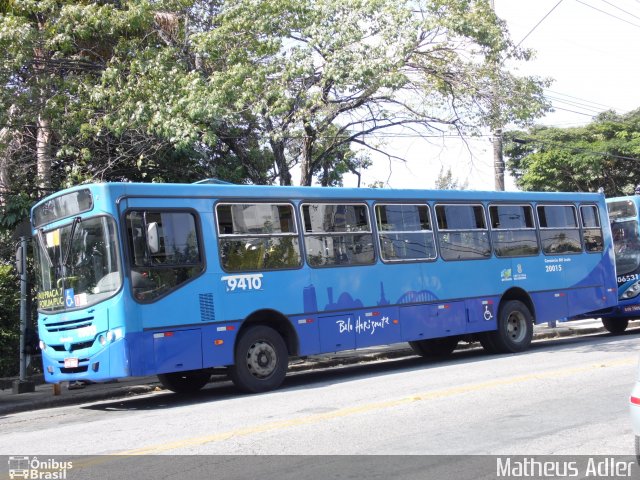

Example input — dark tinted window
[490,204,539,257]
[436,204,490,261]
[375,204,436,261]
[126,210,203,302]
[581,205,603,253]
[537,205,581,254]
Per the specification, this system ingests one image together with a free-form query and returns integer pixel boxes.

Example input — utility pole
[13,236,35,394]
[493,128,505,191]
[490,0,505,191]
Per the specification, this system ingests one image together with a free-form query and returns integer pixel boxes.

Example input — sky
[343,0,640,191]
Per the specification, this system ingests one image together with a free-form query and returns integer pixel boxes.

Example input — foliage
[0,0,550,211]
[434,166,469,190]
[505,109,640,196]
[0,263,19,377]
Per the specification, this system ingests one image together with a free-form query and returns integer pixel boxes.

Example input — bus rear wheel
[229,325,288,393]
[409,336,459,358]
[480,300,533,354]
[158,369,211,394]
[602,318,629,334]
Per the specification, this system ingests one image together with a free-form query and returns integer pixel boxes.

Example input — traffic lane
[0,331,637,455]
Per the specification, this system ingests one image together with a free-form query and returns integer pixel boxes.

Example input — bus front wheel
[229,325,288,393]
[602,318,629,334]
[480,300,533,354]
[409,336,459,358]
[158,369,211,394]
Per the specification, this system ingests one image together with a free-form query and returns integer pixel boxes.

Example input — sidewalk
[0,318,612,416]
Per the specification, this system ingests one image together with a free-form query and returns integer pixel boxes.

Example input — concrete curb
[0,322,609,416]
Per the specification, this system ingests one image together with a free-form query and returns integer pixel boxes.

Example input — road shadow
[83,327,640,413]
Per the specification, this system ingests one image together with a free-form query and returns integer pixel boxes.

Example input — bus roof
[33,182,606,209]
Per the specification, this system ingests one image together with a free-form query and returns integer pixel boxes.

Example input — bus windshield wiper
[36,228,53,269]
[62,216,81,267]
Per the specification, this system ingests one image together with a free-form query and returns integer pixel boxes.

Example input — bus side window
[489,204,539,257]
[435,204,490,261]
[537,205,582,254]
[216,203,302,272]
[125,210,203,302]
[375,204,436,262]
[580,205,604,253]
[301,203,375,268]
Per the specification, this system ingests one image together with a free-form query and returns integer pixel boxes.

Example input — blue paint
[30,182,619,384]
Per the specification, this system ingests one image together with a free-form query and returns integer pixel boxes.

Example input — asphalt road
[1,330,638,459]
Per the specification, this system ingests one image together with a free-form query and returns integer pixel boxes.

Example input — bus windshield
[611,219,640,277]
[34,215,122,312]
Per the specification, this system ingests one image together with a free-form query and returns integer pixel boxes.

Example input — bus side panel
[201,323,235,367]
[127,332,154,376]
[399,301,467,341]
[354,307,401,348]
[465,297,499,330]
[152,329,203,374]
[530,291,569,323]
[569,286,607,317]
[290,315,321,356]
[318,313,355,352]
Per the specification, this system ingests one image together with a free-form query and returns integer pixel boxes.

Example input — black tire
[602,318,629,335]
[409,336,459,358]
[228,325,288,393]
[635,436,640,466]
[158,369,211,394]
[481,300,533,354]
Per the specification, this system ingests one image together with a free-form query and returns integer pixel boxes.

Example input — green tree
[0,0,550,220]
[192,0,550,186]
[505,109,640,196]
[434,166,469,190]
[0,263,20,377]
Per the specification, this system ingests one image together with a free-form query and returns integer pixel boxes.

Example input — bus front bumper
[41,338,130,384]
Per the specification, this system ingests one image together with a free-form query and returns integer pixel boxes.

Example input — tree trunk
[270,138,291,186]
[0,105,21,206]
[299,127,315,186]
[36,115,53,195]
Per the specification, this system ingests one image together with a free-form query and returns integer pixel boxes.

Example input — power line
[514,0,565,48]
[598,0,640,21]
[544,89,619,111]
[575,0,640,29]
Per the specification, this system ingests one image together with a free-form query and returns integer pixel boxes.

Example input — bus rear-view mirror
[147,222,160,254]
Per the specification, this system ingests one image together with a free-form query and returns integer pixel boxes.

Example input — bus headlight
[621,281,640,300]
[39,341,46,351]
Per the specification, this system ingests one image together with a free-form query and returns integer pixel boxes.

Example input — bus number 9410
[221,274,263,292]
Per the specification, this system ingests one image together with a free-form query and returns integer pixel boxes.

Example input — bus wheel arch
[240,309,299,356]
[228,309,296,393]
[480,288,535,354]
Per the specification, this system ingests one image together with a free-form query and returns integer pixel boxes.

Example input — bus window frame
[579,203,605,254]
[488,202,540,258]
[536,203,582,256]
[373,202,438,263]
[300,201,376,269]
[122,207,206,304]
[214,201,303,273]
[434,202,491,262]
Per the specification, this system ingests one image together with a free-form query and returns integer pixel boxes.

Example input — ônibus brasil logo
[8,456,73,479]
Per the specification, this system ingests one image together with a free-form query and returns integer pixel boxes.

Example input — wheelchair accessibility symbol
[64,289,76,308]
[482,300,494,321]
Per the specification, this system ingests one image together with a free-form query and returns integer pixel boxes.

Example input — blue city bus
[31,182,618,393]
[590,194,640,334]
